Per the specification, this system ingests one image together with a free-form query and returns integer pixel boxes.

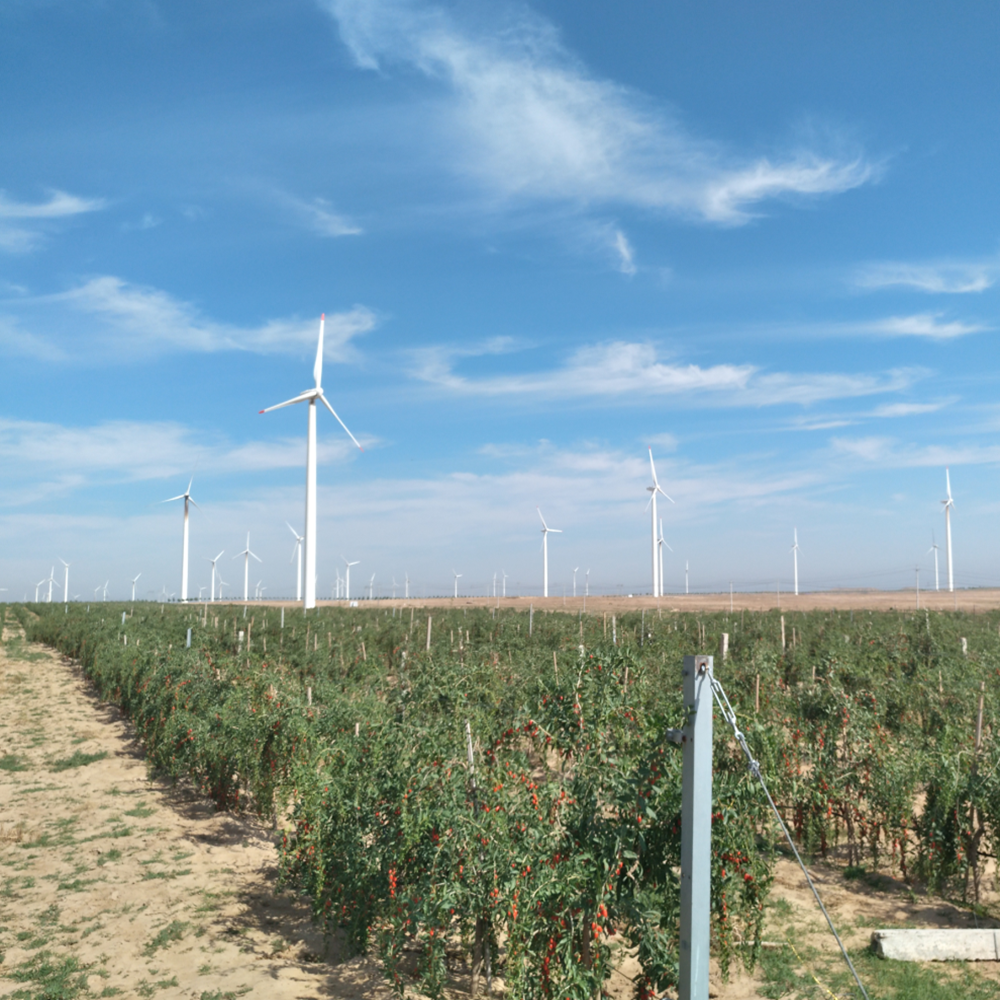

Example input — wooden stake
[553,650,558,679]
[361,641,367,662]
[780,615,786,652]
[426,615,433,651]
[719,633,728,662]
[307,686,312,707]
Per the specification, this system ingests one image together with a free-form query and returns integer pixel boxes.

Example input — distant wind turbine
[502,570,509,598]
[46,566,58,604]
[404,572,410,599]
[131,573,142,602]
[161,478,199,602]
[59,559,70,604]
[368,573,376,600]
[685,560,690,595]
[791,529,801,597]
[342,557,359,601]
[392,576,398,599]
[941,468,955,593]
[33,576,44,603]
[260,314,363,610]
[286,523,304,603]
[233,533,262,602]
[573,567,579,598]
[928,532,940,591]
[658,519,672,594]
[646,449,674,597]
[206,552,223,602]
[585,568,590,597]
[102,581,109,602]
[453,570,462,599]
[537,508,562,598]
[198,585,207,600]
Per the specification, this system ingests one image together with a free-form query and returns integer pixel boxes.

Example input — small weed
[97,847,122,866]
[144,919,189,956]
[5,950,91,998]
[0,753,28,771]
[38,903,61,926]
[50,749,108,772]
[100,988,123,997]
[57,877,97,892]
[197,962,213,974]
[141,867,192,881]
[124,802,156,818]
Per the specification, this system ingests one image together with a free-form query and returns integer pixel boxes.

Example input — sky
[1,0,998,601]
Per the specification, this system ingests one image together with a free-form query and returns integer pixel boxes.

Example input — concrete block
[871,929,1000,961]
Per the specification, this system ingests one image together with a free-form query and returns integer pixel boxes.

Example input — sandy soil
[4,608,1000,999]
[206,588,1000,615]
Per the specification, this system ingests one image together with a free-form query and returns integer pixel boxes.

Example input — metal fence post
[680,654,712,1000]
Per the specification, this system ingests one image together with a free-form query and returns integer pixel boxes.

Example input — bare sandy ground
[4,608,1000,998]
[204,588,1000,615]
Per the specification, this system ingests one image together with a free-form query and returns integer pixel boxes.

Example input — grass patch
[97,847,122,866]
[124,802,156,818]
[50,749,108,772]
[141,867,192,881]
[200,989,252,1000]
[0,753,28,771]
[57,877,98,892]
[4,950,91,998]
[143,920,189,956]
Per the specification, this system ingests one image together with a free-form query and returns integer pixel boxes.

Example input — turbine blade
[161,494,186,503]
[318,392,363,450]
[250,551,262,563]
[656,485,675,503]
[260,391,313,414]
[313,314,325,389]
[286,521,301,539]
[537,507,548,529]
[648,447,659,486]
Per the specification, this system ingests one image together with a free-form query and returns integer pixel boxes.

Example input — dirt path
[0,610,396,1000]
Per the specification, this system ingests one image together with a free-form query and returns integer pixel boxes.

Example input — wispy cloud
[271,190,363,237]
[0,188,107,253]
[7,276,377,361]
[868,313,989,339]
[830,435,1000,468]
[0,417,371,499]
[855,258,998,294]
[321,0,876,225]
[412,339,918,406]
[613,230,636,275]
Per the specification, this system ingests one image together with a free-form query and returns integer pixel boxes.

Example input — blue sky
[1,0,998,600]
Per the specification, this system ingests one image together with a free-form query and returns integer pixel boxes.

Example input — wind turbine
[102,581,109,601]
[941,468,955,593]
[342,557,359,601]
[59,559,70,604]
[95,584,103,601]
[791,529,801,597]
[131,573,142,602]
[46,566,58,603]
[502,570,508,598]
[537,508,562,598]
[286,523,304,603]
[452,570,462,599]
[928,532,940,591]
[392,577,398,599]
[260,314,363,610]
[573,567,579,598]
[198,585,207,600]
[646,449,674,597]
[404,572,410,599]
[233,533,262,602]
[658,519,672,595]
[206,552,223,602]
[685,560,690,595]
[368,573,376,600]
[161,478,199,602]
[585,568,590,597]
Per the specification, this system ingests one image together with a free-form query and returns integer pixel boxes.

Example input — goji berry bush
[15,600,1000,996]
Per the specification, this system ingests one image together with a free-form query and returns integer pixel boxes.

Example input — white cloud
[321,0,876,225]
[868,313,989,339]
[272,190,362,237]
[412,339,918,406]
[855,259,997,294]
[613,230,636,275]
[869,401,948,418]
[0,188,106,254]
[9,276,377,361]
[830,435,1000,468]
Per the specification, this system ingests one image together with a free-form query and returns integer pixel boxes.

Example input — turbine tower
[537,507,562,598]
[59,559,70,605]
[658,519,672,595]
[646,449,674,597]
[260,314,363,610]
[452,570,462,599]
[929,532,940,591]
[791,529,801,597]
[342,557,359,601]
[233,533,261,602]
[161,478,198,602]
[131,573,142,602]
[286,522,304,602]
[45,567,58,604]
[941,468,955,593]
[573,567,579,598]
[206,552,223,602]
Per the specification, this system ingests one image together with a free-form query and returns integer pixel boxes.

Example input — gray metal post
[680,654,713,1000]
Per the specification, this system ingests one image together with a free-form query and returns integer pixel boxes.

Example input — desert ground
[5,604,1000,999]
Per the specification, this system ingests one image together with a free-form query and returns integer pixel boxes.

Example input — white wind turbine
[791,529,801,597]
[334,569,343,600]
[35,578,44,602]
[573,567,579,598]
[368,573,376,600]
[685,560,690,595]
[161,478,199,602]
[941,468,955,593]
[405,572,410,599]
[646,449,674,597]
[286,522,304,602]
[928,531,940,591]
[95,584,103,601]
[45,566,59,604]
[452,570,462,598]
[233,533,262,602]
[260,314,363,610]
[342,557,359,601]
[102,581,109,602]
[392,577,398,599]
[59,559,70,604]
[502,570,509,598]
[585,568,590,597]
[537,507,562,598]
[658,519,672,594]
[198,585,207,600]
[131,573,142,602]
[206,552,223,602]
